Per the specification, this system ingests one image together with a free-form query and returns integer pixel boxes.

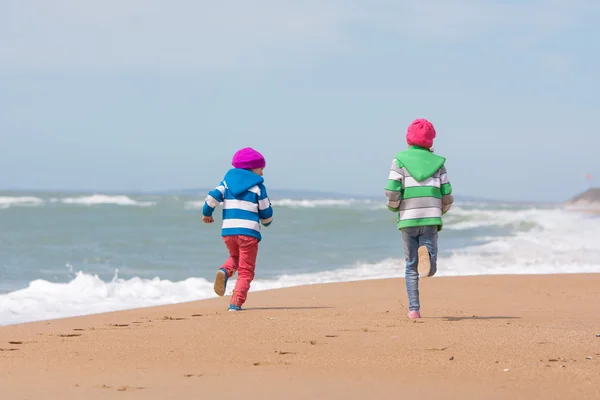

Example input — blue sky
[1,0,599,201]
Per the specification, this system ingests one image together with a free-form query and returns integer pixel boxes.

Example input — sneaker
[417,246,431,278]
[228,304,242,312]
[214,268,228,296]
[407,310,421,319]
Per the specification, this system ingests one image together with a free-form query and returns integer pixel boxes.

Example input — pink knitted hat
[406,118,436,149]
[231,147,266,170]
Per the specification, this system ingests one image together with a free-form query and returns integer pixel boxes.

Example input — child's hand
[202,216,214,224]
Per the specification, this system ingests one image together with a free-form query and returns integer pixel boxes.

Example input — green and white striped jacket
[384,146,453,230]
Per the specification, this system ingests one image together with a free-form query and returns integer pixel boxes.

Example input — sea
[1,191,599,326]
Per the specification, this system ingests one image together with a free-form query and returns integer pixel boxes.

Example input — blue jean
[401,226,438,311]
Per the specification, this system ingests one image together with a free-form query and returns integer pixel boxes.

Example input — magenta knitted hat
[406,118,436,149]
[231,147,266,170]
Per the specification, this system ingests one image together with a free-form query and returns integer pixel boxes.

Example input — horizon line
[0,186,567,204]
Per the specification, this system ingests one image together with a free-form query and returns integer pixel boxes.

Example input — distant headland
[565,187,600,207]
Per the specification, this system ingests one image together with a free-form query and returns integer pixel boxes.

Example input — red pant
[221,235,259,307]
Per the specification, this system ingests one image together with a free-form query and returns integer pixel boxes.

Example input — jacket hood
[223,168,264,196]
[395,146,446,181]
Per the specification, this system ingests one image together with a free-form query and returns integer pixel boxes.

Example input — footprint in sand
[426,346,450,352]
[117,386,145,391]
[95,384,112,389]
[161,316,187,321]
[95,384,145,391]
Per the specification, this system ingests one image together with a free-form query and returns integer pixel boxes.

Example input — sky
[1,0,599,201]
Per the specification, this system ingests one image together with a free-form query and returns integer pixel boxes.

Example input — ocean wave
[0,194,157,209]
[3,228,600,327]
[184,198,384,210]
[271,198,380,208]
[0,262,418,326]
[58,195,156,207]
[444,207,559,231]
[184,200,205,209]
[0,271,215,326]
[0,196,44,209]
[2,199,598,326]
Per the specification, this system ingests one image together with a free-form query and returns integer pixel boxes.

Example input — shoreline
[2,274,599,399]
[3,271,600,328]
[0,271,600,329]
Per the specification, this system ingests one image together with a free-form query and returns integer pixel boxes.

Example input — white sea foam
[184,200,205,209]
[444,206,559,231]
[59,195,156,207]
[271,198,379,208]
[184,198,384,210]
[184,198,382,209]
[0,196,44,209]
[0,264,412,326]
[0,271,216,326]
[443,208,600,273]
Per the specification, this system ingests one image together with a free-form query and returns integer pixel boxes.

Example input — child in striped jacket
[384,119,453,319]
[202,147,273,311]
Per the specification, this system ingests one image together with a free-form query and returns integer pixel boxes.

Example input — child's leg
[418,226,438,277]
[230,236,259,307]
[215,236,240,296]
[221,236,240,277]
[401,227,420,311]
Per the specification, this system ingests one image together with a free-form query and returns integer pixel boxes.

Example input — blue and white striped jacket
[202,168,273,241]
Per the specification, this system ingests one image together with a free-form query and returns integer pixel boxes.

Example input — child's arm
[440,166,453,214]
[202,182,225,223]
[257,184,273,226]
[384,159,404,212]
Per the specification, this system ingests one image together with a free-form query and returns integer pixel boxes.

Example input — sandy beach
[1,274,599,399]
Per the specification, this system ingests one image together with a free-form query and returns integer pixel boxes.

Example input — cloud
[0,0,596,73]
